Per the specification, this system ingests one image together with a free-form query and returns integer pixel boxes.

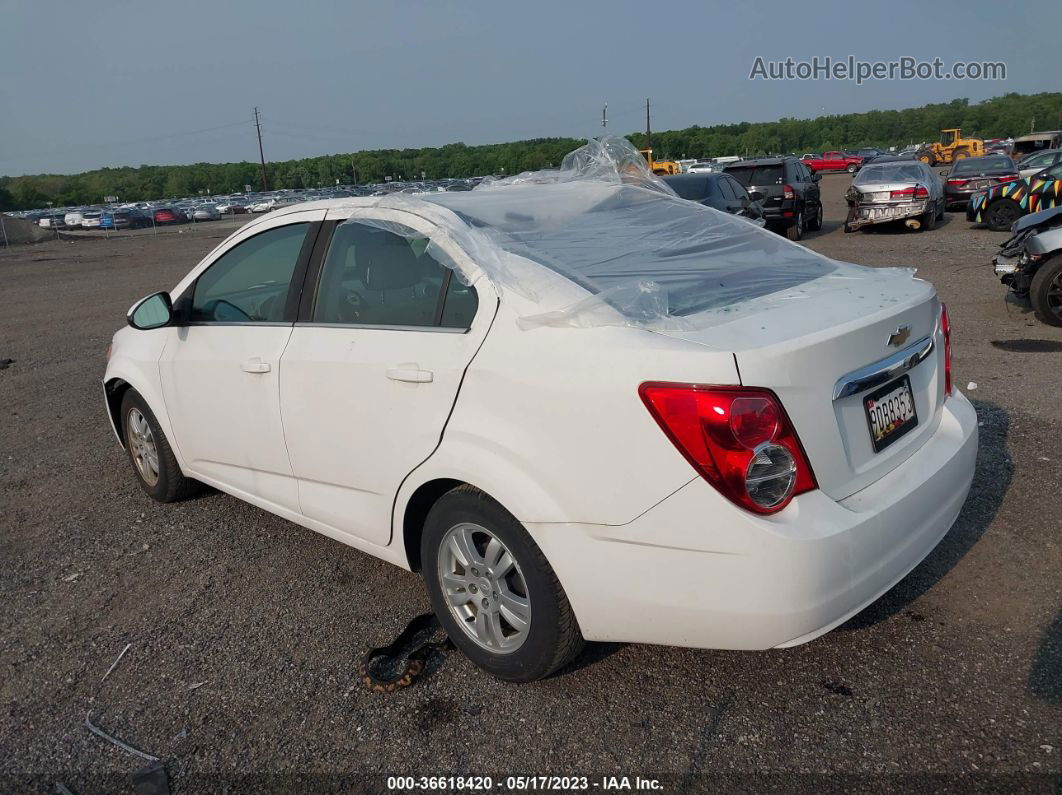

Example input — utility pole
[645,98,652,151]
[254,107,269,191]
[602,103,608,129]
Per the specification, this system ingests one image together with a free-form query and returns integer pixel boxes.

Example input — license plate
[864,375,918,452]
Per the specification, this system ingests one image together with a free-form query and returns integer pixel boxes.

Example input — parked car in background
[152,207,185,225]
[1010,131,1062,163]
[192,204,221,221]
[38,214,66,229]
[1016,149,1062,179]
[803,151,864,174]
[724,156,822,240]
[663,173,765,223]
[853,148,887,160]
[80,211,103,229]
[968,161,1062,231]
[105,151,976,681]
[845,161,944,232]
[106,209,152,229]
[216,200,248,215]
[859,153,917,167]
[686,161,722,174]
[943,155,1019,210]
[64,210,85,228]
[992,206,1062,326]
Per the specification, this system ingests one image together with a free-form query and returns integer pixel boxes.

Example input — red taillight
[946,178,969,186]
[890,186,929,199]
[782,184,795,200]
[940,304,952,395]
[639,384,816,515]
[995,175,1019,183]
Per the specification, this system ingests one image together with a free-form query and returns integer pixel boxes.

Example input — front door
[279,214,495,546]
[159,211,324,510]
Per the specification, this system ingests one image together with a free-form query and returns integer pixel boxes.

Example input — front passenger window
[191,223,309,322]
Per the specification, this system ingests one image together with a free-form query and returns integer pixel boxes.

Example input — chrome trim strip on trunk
[833,335,934,400]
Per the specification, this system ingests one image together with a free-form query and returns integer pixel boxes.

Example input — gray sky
[2,0,1060,176]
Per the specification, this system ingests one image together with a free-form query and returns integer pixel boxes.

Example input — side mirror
[127,292,173,330]
[748,190,764,202]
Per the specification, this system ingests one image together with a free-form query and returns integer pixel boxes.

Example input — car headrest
[355,232,428,291]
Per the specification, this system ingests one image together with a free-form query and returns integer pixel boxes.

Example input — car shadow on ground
[839,398,1012,631]
[1029,607,1061,703]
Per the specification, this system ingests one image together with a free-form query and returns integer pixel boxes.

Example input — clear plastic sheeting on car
[337,136,918,330]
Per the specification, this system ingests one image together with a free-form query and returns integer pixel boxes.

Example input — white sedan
[104,141,977,681]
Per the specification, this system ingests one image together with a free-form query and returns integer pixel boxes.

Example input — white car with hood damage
[104,137,978,682]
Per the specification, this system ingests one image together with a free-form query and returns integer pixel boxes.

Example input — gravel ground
[1,176,1059,793]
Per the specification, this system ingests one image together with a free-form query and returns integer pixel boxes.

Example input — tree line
[3,92,1060,211]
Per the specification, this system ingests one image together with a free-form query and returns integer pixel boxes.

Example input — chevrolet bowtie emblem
[888,325,912,347]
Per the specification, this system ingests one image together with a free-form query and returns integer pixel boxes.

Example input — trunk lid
[654,275,946,501]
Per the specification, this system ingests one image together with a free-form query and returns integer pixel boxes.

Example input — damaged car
[968,161,1062,231]
[992,205,1062,326]
[845,160,944,232]
[104,137,977,682]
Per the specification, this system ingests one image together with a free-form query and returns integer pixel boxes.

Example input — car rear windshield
[725,165,783,187]
[663,175,716,200]
[424,182,838,319]
[952,156,1013,174]
[854,164,925,184]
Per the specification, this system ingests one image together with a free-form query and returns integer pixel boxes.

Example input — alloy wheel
[127,408,160,486]
[437,522,531,653]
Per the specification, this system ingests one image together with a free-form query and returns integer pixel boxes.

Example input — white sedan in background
[104,140,977,681]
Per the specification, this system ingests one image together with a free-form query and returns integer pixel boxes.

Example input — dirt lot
[1,175,1060,793]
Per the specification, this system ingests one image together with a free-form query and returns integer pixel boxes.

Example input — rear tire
[421,486,584,682]
[786,212,804,241]
[985,199,1022,232]
[846,163,857,174]
[1030,256,1062,327]
[120,390,198,502]
[952,148,970,162]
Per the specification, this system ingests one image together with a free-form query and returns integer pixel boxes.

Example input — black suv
[723,157,822,240]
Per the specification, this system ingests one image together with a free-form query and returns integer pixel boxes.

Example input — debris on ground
[101,643,131,683]
[967,381,978,390]
[0,358,14,370]
[130,759,170,795]
[84,712,159,762]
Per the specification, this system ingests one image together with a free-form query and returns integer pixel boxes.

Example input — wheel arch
[104,377,132,445]
[400,477,464,572]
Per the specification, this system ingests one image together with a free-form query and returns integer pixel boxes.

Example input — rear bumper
[528,390,978,650]
[846,200,928,230]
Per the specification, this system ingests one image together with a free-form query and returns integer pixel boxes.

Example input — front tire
[422,486,584,682]
[807,201,823,231]
[120,390,197,502]
[1030,256,1062,327]
[846,163,857,174]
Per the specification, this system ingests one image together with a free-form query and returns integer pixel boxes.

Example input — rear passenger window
[314,221,477,329]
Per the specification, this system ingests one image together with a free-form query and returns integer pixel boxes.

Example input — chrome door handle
[386,367,433,383]
[241,358,271,374]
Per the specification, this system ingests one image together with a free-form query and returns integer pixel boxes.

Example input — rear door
[279,211,497,546]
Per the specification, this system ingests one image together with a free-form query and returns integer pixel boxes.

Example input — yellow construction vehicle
[916,129,985,166]
[640,148,682,176]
